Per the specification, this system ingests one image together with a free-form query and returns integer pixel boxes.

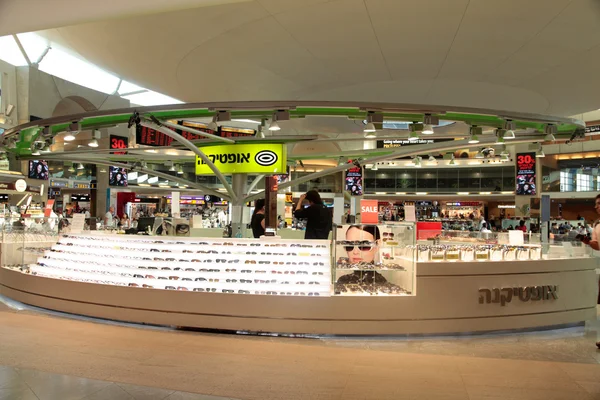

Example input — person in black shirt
[293,190,332,239]
[251,199,266,238]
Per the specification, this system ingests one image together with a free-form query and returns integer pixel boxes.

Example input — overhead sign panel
[137,121,256,147]
[195,143,287,175]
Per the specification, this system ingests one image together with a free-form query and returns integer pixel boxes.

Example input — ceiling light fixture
[495,129,505,144]
[89,129,101,147]
[422,114,439,135]
[544,123,557,142]
[169,165,176,172]
[428,154,436,162]
[77,163,84,170]
[408,131,419,142]
[412,156,422,168]
[468,126,482,144]
[177,165,184,175]
[371,163,378,171]
[503,119,516,139]
[64,121,81,141]
[68,166,75,173]
[208,115,218,131]
[536,144,545,158]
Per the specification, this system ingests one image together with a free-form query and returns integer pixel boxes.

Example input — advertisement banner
[516,152,537,195]
[376,138,453,149]
[360,199,378,224]
[195,143,287,175]
[345,161,363,196]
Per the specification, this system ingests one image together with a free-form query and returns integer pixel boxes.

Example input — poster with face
[344,161,363,196]
[516,152,536,195]
[109,166,128,186]
[28,160,49,180]
[336,224,386,268]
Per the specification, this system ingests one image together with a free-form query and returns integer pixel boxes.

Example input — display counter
[0,226,597,335]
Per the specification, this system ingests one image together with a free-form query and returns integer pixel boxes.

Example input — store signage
[360,199,378,224]
[479,285,558,306]
[516,152,536,195]
[376,138,453,149]
[498,204,516,209]
[137,120,256,147]
[285,192,293,203]
[446,202,482,207]
[14,179,27,192]
[50,179,68,188]
[72,182,90,189]
[345,161,363,196]
[110,135,129,155]
[195,143,286,175]
[585,125,600,133]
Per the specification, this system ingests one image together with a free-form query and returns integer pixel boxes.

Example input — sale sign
[110,135,128,154]
[516,152,536,195]
[44,199,55,217]
[360,199,379,224]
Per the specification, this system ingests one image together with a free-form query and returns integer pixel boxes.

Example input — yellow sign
[195,143,287,175]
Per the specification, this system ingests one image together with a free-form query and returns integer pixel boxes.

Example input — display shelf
[28,234,332,297]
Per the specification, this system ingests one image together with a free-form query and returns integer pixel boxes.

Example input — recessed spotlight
[503,119,516,139]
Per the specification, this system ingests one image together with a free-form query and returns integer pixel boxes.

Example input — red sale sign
[360,199,379,224]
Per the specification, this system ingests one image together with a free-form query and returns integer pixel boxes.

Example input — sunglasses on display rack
[342,241,376,252]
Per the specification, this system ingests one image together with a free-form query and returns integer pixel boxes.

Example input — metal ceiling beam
[139,119,236,201]
[1,101,584,139]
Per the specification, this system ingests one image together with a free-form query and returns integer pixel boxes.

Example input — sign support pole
[230,174,247,238]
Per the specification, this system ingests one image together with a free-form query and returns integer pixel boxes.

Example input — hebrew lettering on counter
[479,285,558,306]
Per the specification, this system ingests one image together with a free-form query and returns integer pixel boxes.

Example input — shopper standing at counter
[294,190,332,239]
[251,199,266,238]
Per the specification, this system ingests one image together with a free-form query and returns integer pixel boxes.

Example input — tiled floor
[0,298,599,400]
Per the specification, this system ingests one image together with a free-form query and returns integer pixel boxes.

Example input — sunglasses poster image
[335,224,400,269]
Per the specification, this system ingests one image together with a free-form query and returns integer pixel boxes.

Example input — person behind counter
[293,190,332,239]
[251,199,266,238]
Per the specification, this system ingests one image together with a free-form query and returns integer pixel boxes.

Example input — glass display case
[415,230,592,262]
[22,234,332,296]
[332,223,416,296]
[0,217,59,268]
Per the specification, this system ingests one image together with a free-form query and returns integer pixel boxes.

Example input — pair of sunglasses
[342,241,375,252]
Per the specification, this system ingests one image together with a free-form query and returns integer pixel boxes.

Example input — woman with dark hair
[294,190,332,239]
[344,224,381,264]
[251,199,266,238]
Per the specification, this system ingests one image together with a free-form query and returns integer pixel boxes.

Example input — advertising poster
[516,152,536,195]
[360,199,378,224]
[345,161,363,196]
[109,166,128,186]
[28,160,49,180]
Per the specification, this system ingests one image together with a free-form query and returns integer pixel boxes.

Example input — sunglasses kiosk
[0,220,597,336]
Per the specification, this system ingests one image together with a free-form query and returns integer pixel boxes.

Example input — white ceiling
[4,0,600,117]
